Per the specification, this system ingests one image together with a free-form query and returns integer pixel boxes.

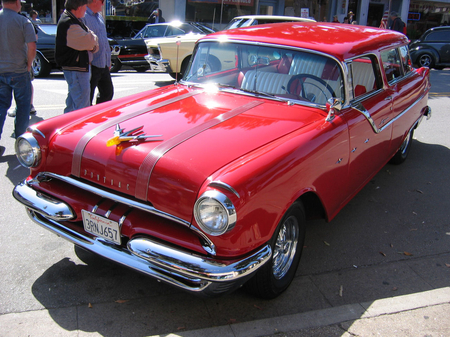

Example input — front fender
[193,116,350,258]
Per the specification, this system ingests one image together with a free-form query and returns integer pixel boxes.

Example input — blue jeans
[63,69,91,113]
[0,71,32,139]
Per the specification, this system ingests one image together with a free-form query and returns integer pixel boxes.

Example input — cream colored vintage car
[145,15,315,79]
[145,33,205,79]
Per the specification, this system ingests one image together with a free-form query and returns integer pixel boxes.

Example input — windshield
[183,41,344,105]
[224,18,254,30]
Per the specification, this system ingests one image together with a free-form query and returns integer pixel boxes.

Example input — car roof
[423,26,450,35]
[231,15,315,22]
[202,22,409,61]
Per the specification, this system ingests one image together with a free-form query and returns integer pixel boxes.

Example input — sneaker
[7,105,36,117]
[7,108,16,117]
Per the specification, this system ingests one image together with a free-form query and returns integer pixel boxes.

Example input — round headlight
[194,190,236,236]
[15,133,41,167]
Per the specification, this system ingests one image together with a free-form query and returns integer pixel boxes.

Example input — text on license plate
[82,210,121,245]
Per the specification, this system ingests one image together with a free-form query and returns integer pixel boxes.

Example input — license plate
[82,210,121,245]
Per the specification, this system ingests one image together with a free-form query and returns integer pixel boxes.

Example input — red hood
[42,85,323,222]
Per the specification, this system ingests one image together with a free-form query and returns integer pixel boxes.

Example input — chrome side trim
[351,91,429,134]
[30,173,191,227]
[25,208,271,293]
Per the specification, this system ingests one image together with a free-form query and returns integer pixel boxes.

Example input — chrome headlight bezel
[194,190,237,236]
[15,133,41,168]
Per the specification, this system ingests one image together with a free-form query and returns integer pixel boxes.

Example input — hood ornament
[106,124,163,147]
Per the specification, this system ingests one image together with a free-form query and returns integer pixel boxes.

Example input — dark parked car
[410,26,450,69]
[33,24,57,78]
[112,21,215,73]
[32,24,121,77]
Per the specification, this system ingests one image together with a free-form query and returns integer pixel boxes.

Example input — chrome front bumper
[13,180,271,296]
[145,55,171,73]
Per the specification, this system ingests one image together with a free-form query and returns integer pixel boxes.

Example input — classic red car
[13,22,431,298]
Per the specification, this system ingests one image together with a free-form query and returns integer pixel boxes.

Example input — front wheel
[32,53,51,78]
[244,202,306,299]
[390,128,414,165]
[110,58,122,73]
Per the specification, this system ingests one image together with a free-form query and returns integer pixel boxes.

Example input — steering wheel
[287,74,336,103]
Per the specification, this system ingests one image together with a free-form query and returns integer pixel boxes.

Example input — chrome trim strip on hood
[71,91,201,177]
[135,100,264,201]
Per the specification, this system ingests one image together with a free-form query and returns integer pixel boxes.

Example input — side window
[399,45,412,74]
[170,27,186,36]
[425,31,449,42]
[144,26,167,38]
[350,56,381,99]
[381,48,402,84]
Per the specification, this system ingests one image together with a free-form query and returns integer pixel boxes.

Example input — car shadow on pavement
[30,139,450,336]
[1,153,30,186]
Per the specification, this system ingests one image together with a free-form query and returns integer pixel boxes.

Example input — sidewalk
[164,287,450,337]
[1,287,448,336]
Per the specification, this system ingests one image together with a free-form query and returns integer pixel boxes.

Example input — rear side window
[349,56,381,99]
[425,30,450,42]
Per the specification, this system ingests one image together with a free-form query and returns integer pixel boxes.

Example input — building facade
[13,0,450,39]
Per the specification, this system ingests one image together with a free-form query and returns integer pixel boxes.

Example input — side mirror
[326,98,342,122]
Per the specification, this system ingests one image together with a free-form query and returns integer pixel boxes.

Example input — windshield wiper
[216,83,278,99]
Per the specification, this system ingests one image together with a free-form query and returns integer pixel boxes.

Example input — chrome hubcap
[419,55,431,67]
[272,215,299,279]
[32,57,41,76]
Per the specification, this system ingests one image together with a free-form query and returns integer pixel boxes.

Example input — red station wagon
[13,22,431,298]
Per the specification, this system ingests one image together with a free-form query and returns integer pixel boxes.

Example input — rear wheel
[390,128,414,165]
[244,202,306,299]
[417,53,434,68]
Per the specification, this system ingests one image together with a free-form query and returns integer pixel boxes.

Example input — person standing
[0,0,36,141]
[55,0,98,113]
[8,10,38,118]
[389,11,406,34]
[30,10,41,24]
[147,8,164,24]
[348,11,355,24]
[83,0,113,105]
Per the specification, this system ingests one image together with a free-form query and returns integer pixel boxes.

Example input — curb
[154,287,450,337]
